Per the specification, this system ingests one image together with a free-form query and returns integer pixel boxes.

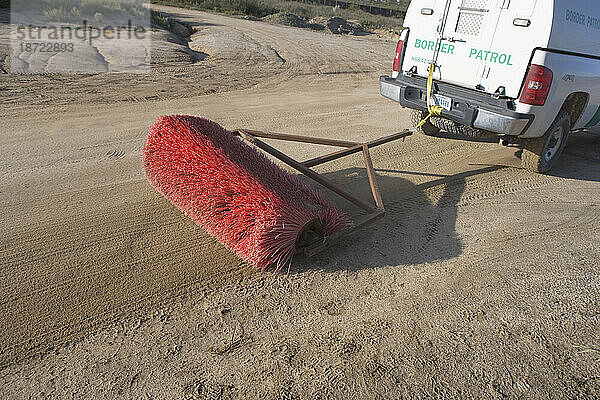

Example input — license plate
[429,94,452,111]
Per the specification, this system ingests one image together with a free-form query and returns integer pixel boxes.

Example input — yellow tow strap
[415,63,444,129]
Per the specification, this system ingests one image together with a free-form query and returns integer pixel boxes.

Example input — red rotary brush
[143,115,351,271]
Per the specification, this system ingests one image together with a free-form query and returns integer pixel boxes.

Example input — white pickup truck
[380,0,600,173]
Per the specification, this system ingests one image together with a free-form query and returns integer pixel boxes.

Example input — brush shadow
[290,132,600,272]
[290,165,505,272]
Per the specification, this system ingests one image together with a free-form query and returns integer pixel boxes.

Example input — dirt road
[1,6,599,398]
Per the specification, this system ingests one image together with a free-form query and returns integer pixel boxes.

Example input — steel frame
[234,128,412,257]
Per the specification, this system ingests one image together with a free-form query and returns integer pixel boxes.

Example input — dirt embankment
[0,6,395,107]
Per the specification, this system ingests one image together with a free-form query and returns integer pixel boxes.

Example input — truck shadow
[292,165,504,272]
[549,133,600,182]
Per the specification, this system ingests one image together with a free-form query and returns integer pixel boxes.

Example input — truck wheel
[411,109,440,136]
[521,111,570,173]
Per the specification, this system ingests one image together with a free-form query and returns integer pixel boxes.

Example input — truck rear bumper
[380,75,533,136]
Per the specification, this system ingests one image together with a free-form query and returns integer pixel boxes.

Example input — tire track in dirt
[377,141,476,171]
[370,166,570,262]
[455,174,560,207]
[378,166,559,213]
[484,205,600,244]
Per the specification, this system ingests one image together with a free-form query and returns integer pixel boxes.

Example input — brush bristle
[143,115,351,271]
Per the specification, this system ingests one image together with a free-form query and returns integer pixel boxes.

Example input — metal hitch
[234,128,413,257]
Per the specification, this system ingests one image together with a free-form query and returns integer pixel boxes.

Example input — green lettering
[476,50,483,60]
[441,43,449,53]
[428,41,434,51]
[469,48,477,57]
[415,39,421,48]
[506,54,513,66]
[490,52,498,63]
[448,44,455,54]
[499,54,507,64]
[484,50,491,61]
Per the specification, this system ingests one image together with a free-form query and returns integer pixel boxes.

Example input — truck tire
[521,111,570,174]
[429,115,493,138]
[411,110,493,138]
[411,109,440,136]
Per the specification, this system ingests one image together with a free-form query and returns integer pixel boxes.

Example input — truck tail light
[392,39,405,78]
[519,64,553,106]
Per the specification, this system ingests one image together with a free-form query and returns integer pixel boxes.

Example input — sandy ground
[1,5,599,399]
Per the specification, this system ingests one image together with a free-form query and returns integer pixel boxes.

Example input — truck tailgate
[402,0,549,98]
